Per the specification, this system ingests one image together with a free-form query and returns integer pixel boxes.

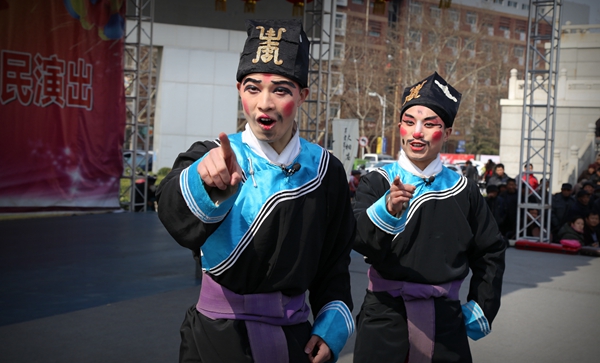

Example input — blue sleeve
[461,300,491,340]
[311,300,355,362]
[366,191,405,234]
[179,158,239,223]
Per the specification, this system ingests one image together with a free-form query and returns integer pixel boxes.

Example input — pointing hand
[197,133,243,190]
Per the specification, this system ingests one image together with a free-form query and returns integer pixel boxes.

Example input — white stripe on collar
[241,123,301,166]
[398,149,442,178]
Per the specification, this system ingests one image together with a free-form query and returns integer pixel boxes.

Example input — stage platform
[1,212,599,362]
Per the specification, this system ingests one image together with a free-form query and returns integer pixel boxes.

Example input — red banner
[440,153,476,165]
[0,0,125,212]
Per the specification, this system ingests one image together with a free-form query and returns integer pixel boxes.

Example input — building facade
[499,24,600,193]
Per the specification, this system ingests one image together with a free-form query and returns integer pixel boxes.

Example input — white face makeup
[399,105,451,170]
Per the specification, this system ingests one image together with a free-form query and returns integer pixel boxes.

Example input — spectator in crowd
[589,167,600,186]
[521,163,539,193]
[565,190,592,224]
[497,178,519,240]
[464,159,479,183]
[581,181,597,206]
[525,208,541,237]
[551,183,575,237]
[349,170,362,201]
[555,215,585,245]
[485,184,501,220]
[497,181,507,195]
[482,159,496,184]
[577,164,596,183]
[591,153,600,170]
[583,211,600,247]
[487,163,510,187]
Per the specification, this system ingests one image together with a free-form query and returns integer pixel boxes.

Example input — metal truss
[299,0,335,148]
[516,0,562,242]
[121,0,155,212]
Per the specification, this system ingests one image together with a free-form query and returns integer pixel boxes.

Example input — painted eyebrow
[403,113,441,122]
[271,80,297,89]
[243,77,261,85]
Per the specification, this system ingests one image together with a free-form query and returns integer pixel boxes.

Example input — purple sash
[368,266,462,363]
[196,272,310,363]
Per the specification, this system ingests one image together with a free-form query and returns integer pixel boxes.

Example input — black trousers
[179,305,314,363]
[353,290,472,363]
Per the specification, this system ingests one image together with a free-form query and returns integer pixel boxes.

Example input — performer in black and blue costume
[156,19,355,363]
[352,72,506,363]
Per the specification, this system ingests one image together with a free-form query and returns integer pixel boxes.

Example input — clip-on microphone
[423,175,435,186]
[282,163,301,176]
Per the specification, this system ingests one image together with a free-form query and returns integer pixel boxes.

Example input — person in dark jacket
[583,211,600,247]
[551,183,575,236]
[565,189,592,225]
[555,215,585,244]
[577,164,596,183]
[486,163,510,187]
[497,178,519,240]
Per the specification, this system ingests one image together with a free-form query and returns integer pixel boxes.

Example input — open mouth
[257,117,276,130]
[409,141,427,151]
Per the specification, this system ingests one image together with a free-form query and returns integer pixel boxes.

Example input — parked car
[123,150,154,173]
[363,153,394,165]
[365,160,397,173]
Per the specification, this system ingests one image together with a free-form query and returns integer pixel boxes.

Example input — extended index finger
[218,133,234,161]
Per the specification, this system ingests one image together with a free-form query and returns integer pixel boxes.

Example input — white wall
[151,23,247,171]
[499,27,600,190]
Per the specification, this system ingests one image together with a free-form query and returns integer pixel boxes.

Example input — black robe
[156,133,355,362]
[352,163,506,363]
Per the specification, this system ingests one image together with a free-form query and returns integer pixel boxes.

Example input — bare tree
[332,1,527,157]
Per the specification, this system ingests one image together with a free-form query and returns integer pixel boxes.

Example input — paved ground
[1,212,599,362]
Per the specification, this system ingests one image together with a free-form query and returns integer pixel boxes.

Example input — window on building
[336,0,348,6]
[430,6,441,19]
[499,17,511,38]
[507,1,518,8]
[409,29,422,43]
[447,36,458,49]
[428,31,438,45]
[466,40,475,58]
[409,0,422,15]
[448,9,459,22]
[329,102,341,118]
[369,21,381,37]
[522,4,530,10]
[335,13,346,36]
[514,45,524,58]
[466,12,477,25]
[334,42,345,60]
[499,17,511,31]
[351,0,364,4]
[515,20,527,41]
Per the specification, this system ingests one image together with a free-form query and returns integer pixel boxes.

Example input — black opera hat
[400,72,462,128]
[236,19,310,89]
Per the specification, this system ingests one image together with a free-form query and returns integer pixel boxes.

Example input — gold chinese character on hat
[403,80,427,106]
[252,26,286,65]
